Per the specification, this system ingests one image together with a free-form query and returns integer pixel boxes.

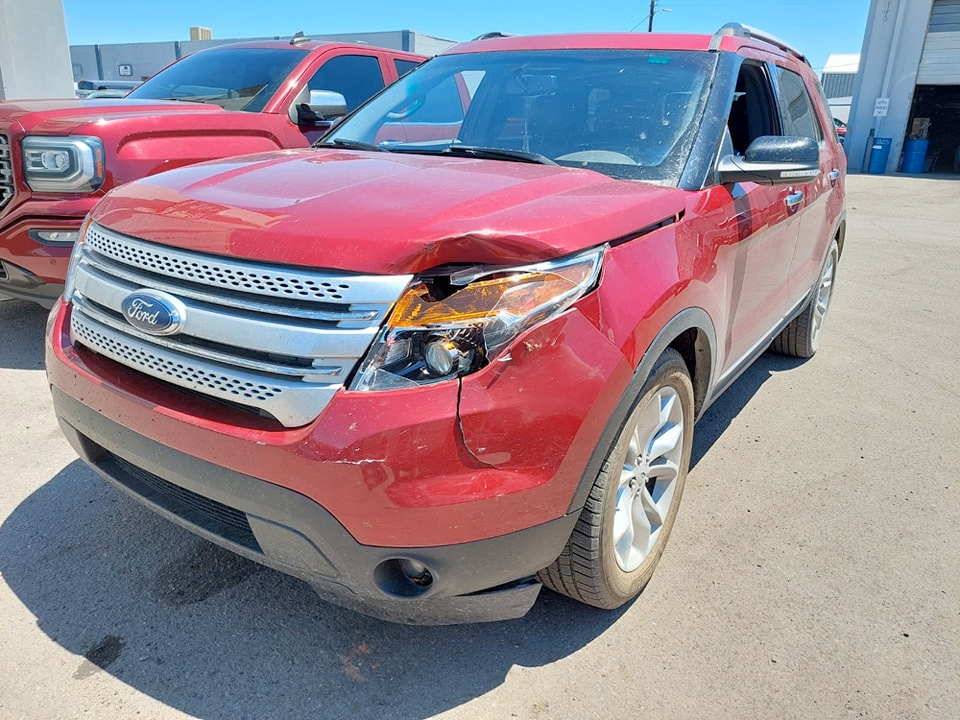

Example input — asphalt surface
[0,173,957,719]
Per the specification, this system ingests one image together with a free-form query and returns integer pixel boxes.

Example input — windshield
[128,47,309,112]
[323,49,715,184]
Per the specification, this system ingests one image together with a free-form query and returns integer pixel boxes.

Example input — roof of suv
[445,24,807,66]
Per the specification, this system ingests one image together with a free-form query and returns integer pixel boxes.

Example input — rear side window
[395,59,420,78]
[308,55,385,111]
[774,67,823,142]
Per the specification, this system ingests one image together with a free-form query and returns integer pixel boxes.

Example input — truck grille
[0,135,14,211]
[69,222,412,427]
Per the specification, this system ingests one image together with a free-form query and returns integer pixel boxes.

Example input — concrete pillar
[847,0,935,173]
[0,0,75,100]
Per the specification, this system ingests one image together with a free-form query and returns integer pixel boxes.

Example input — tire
[771,239,839,358]
[538,348,694,609]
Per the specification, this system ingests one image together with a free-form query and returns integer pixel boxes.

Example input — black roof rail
[709,22,809,65]
[472,32,513,41]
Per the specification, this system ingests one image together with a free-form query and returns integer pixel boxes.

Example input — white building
[847,0,960,173]
[0,0,74,99]
[822,54,861,123]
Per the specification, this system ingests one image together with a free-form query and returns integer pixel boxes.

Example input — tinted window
[394,59,420,78]
[774,68,822,142]
[308,55,385,111]
[128,47,308,112]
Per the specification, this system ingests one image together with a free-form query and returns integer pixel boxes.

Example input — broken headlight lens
[351,247,604,391]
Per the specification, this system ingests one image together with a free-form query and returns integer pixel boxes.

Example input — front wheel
[539,348,694,609]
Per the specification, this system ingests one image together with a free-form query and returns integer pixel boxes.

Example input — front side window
[773,67,823,142]
[322,49,716,185]
[307,55,385,112]
[128,48,309,112]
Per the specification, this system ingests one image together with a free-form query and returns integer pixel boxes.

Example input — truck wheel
[771,239,839,358]
[539,348,694,609]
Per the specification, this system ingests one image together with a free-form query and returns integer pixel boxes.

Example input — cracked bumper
[52,386,578,623]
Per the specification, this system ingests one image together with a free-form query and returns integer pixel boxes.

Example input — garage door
[918,0,960,84]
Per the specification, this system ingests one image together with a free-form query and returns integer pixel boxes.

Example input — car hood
[0,99,224,135]
[93,148,688,275]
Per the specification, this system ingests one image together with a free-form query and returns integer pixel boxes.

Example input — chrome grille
[0,135,13,211]
[83,224,388,305]
[70,222,412,427]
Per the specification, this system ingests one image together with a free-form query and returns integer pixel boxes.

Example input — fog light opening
[29,229,81,246]
[374,558,436,598]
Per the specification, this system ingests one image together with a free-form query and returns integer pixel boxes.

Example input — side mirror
[289,89,348,126]
[717,135,820,185]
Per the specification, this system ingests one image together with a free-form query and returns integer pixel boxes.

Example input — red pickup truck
[48,26,845,624]
[0,38,424,306]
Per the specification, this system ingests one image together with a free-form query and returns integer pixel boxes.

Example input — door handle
[785,190,804,212]
[828,169,840,186]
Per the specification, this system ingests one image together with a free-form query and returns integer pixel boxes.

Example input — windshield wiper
[315,138,389,152]
[442,145,557,166]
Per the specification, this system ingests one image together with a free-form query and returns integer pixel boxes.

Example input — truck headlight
[351,247,604,391]
[22,136,105,192]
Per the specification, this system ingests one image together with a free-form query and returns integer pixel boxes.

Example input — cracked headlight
[351,247,604,391]
[22,136,105,193]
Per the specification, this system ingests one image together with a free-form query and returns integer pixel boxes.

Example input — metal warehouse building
[847,0,960,173]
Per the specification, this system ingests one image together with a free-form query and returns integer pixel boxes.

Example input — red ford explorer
[46,25,846,624]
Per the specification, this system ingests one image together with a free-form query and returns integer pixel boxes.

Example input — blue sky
[61,0,870,75]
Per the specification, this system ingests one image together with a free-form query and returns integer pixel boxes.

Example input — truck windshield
[322,49,715,185]
[128,47,309,112]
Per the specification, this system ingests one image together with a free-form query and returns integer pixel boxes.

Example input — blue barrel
[900,138,929,173]
[868,137,892,174]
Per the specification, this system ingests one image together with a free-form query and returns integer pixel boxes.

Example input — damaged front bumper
[46,294,630,623]
[52,387,577,623]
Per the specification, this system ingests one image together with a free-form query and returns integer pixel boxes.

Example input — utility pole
[648,0,656,32]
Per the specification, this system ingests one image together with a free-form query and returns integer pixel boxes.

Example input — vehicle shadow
[0,459,627,720]
[691,351,805,468]
[0,298,48,370]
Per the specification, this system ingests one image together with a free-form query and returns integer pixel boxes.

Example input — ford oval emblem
[121,290,186,336]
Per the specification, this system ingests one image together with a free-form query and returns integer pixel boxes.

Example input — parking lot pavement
[1,173,958,720]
